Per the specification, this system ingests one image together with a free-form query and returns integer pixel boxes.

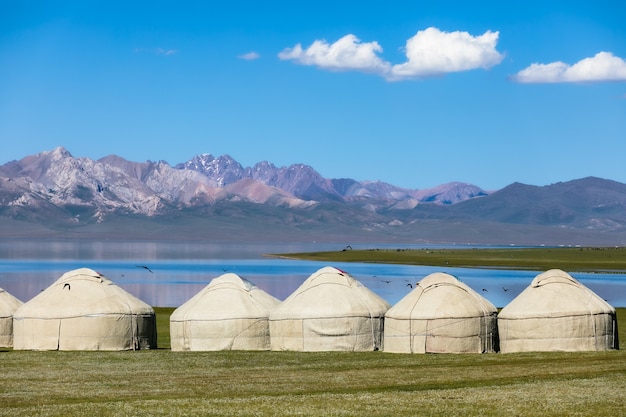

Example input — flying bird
[135,265,153,273]
[502,287,509,292]
[63,283,70,290]
[406,283,413,289]
[482,288,488,292]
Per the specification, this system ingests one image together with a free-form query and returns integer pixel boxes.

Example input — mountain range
[1,147,626,246]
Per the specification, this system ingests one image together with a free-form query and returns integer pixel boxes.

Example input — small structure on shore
[13,268,156,351]
[384,272,498,354]
[498,269,618,352]
[170,273,280,351]
[0,288,23,348]
[269,266,390,351]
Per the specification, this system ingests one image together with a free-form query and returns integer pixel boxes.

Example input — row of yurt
[2,266,617,353]
[170,267,390,352]
[169,267,617,354]
[10,268,157,351]
[169,267,495,353]
[384,268,617,353]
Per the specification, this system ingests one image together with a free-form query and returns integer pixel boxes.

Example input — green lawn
[270,246,626,272]
[1,308,625,416]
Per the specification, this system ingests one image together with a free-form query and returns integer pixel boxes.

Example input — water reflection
[1,240,625,308]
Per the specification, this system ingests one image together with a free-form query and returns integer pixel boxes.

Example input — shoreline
[267,246,626,273]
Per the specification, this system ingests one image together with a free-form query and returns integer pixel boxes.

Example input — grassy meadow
[1,307,625,416]
[270,246,626,272]
[2,247,626,416]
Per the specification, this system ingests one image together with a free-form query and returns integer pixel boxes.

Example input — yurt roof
[270,266,390,320]
[386,272,496,319]
[499,269,614,319]
[171,273,280,321]
[0,287,23,317]
[13,268,154,318]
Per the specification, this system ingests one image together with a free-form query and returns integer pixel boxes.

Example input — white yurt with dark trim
[0,288,23,348]
[269,266,390,352]
[13,268,156,351]
[384,272,498,354]
[498,269,618,353]
[170,273,280,351]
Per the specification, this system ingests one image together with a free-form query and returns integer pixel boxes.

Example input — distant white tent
[0,288,23,348]
[269,266,390,351]
[384,272,498,354]
[170,273,280,351]
[13,268,156,351]
[498,269,618,353]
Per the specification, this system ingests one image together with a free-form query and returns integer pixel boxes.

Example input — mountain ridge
[2,147,626,246]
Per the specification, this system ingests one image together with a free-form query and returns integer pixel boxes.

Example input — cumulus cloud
[513,52,626,83]
[278,34,391,74]
[278,27,504,81]
[390,27,504,79]
[239,51,260,60]
[156,48,177,56]
[134,47,177,56]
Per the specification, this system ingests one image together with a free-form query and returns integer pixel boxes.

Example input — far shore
[267,246,626,272]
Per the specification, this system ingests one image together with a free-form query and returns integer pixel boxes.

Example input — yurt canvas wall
[0,288,23,348]
[170,273,280,351]
[384,272,498,354]
[269,266,390,352]
[13,268,156,351]
[498,269,618,353]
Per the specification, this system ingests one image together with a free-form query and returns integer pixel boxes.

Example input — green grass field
[1,307,625,416]
[270,246,626,272]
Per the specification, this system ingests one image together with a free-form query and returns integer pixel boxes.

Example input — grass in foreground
[0,309,625,416]
[270,246,626,272]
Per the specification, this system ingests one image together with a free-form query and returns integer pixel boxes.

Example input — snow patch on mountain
[0,148,489,223]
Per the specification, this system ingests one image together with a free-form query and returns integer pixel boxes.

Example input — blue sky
[1,1,625,190]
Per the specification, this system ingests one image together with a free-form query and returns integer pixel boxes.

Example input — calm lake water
[1,240,625,308]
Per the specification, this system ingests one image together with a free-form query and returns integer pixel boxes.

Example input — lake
[1,240,625,308]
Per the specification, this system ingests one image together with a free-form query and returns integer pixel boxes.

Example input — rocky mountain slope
[0,147,485,217]
[1,147,625,246]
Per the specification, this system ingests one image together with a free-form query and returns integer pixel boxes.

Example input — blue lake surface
[1,240,625,308]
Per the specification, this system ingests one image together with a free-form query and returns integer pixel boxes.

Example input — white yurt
[269,266,390,352]
[0,288,23,348]
[13,268,157,351]
[170,273,280,351]
[384,272,498,354]
[498,269,618,353]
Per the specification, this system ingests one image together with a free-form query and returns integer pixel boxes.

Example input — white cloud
[134,47,177,56]
[278,34,391,74]
[156,48,177,56]
[278,27,504,81]
[390,27,504,79]
[513,52,626,83]
[239,51,260,60]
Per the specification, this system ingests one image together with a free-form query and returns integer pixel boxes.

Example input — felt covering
[384,272,498,353]
[269,266,390,351]
[0,288,23,348]
[498,269,618,352]
[13,268,156,351]
[170,273,280,351]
